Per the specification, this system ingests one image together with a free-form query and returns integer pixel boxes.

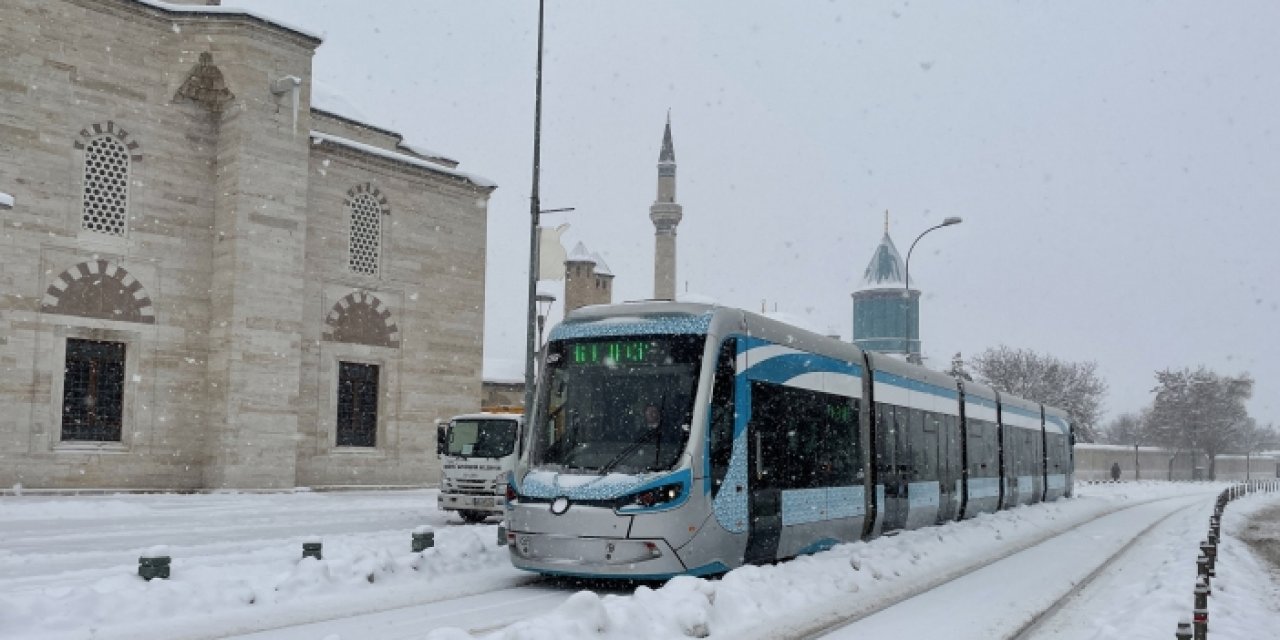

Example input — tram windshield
[531,334,704,474]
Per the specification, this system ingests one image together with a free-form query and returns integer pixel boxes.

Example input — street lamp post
[902,216,962,364]
[522,0,547,418]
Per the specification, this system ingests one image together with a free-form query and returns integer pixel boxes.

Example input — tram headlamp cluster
[625,483,684,509]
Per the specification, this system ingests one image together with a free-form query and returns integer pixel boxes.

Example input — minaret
[650,113,683,300]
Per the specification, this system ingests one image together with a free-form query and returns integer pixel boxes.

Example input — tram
[504,302,1074,579]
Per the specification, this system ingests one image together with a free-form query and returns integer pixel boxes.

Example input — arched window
[348,193,382,276]
[82,135,131,236]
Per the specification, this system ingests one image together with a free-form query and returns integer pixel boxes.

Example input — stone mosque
[0,0,496,490]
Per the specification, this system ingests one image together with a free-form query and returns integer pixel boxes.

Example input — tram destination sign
[567,340,667,366]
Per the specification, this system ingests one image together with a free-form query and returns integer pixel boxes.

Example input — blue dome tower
[852,216,920,360]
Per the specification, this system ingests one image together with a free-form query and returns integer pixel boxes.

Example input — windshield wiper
[599,429,658,475]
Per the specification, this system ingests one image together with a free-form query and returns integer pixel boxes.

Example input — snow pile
[427,482,1222,640]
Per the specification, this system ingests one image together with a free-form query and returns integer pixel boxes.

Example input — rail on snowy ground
[1178,480,1280,639]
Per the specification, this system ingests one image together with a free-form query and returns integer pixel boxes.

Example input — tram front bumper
[507,531,686,578]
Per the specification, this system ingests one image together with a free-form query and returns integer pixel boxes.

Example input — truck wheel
[459,510,490,524]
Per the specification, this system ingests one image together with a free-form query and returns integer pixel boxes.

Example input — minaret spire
[650,113,683,300]
[884,209,889,234]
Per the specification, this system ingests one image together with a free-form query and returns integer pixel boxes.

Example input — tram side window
[968,419,998,477]
[708,338,737,493]
[1002,421,1018,476]
[875,402,894,478]
[1046,431,1066,473]
[907,408,930,482]
[817,395,860,487]
[749,381,860,490]
[747,381,789,488]
[1015,428,1034,476]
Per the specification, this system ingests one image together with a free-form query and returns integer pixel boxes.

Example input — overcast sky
[249,0,1279,429]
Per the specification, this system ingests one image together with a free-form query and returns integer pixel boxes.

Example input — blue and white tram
[505,302,1074,579]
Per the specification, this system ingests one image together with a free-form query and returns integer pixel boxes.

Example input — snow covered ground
[1,483,1276,640]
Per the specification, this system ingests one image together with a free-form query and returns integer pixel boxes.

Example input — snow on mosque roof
[566,241,596,264]
[860,232,913,290]
[590,252,613,276]
[310,131,495,189]
[132,0,323,42]
[311,82,460,168]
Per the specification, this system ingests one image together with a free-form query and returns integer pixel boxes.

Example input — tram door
[744,381,784,564]
[877,403,909,532]
[935,414,959,522]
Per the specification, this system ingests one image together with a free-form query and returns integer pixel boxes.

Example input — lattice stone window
[348,194,382,276]
[82,136,131,236]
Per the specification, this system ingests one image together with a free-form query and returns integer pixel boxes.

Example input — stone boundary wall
[1075,444,1279,482]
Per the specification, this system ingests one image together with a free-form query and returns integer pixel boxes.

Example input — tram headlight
[624,483,684,509]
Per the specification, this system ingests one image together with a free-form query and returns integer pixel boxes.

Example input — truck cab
[437,412,523,523]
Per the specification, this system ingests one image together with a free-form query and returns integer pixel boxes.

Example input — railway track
[791,494,1211,640]
[1004,501,1196,640]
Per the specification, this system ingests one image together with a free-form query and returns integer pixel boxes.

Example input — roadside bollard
[412,526,435,552]
[138,546,171,581]
[1196,554,1210,588]
[1175,619,1192,639]
[302,538,323,561]
[1193,581,1209,640]
[1200,539,1216,577]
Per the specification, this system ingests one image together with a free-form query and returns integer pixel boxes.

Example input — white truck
[436,412,523,523]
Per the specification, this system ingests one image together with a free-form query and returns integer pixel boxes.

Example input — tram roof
[866,351,959,392]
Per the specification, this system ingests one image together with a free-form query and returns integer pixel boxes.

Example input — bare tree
[1146,366,1253,479]
[970,345,1108,442]
[1235,419,1277,454]
[1100,410,1149,445]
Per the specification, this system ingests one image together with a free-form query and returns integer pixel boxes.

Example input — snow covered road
[3,483,1277,640]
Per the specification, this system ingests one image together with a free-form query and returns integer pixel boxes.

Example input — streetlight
[902,216,962,364]
[522,0,548,418]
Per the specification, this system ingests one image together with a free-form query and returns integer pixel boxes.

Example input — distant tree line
[943,348,1271,479]
[1097,366,1274,479]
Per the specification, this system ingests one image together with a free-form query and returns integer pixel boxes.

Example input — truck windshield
[446,419,518,458]
[531,334,704,474]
